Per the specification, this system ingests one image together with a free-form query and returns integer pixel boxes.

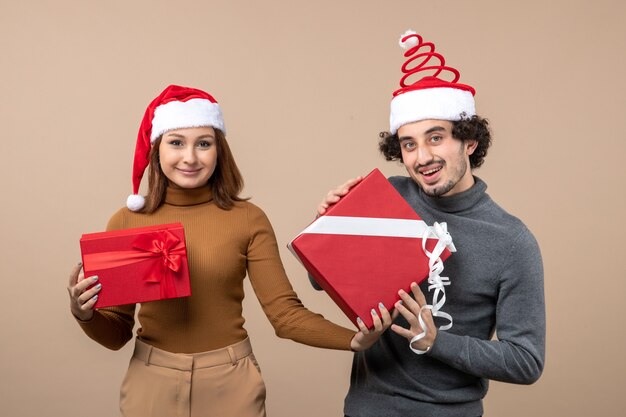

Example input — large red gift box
[80,222,191,308]
[288,169,453,329]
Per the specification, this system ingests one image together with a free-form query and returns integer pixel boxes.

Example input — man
[314,31,545,417]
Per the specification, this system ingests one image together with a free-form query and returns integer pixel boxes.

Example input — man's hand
[317,176,363,216]
[391,282,437,353]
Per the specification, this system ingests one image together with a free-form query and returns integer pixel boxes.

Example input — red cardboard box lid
[289,169,453,329]
[80,222,191,308]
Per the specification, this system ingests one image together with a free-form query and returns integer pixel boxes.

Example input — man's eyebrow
[424,126,447,134]
[398,125,447,141]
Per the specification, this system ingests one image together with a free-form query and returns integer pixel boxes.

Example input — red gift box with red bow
[80,222,191,308]
[288,169,454,329]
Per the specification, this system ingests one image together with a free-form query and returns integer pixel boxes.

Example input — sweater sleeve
[428,228,546,384]
[245,204,356,350]
[75,209,136,351]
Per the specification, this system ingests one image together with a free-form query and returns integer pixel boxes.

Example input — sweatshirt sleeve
[75,209,137,351]
[245,204,356,350]
[428,228,546,384]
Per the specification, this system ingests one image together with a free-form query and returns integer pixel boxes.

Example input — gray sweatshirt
[340,176,545,417]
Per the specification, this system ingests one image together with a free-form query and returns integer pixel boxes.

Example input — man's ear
[465,139,478,156]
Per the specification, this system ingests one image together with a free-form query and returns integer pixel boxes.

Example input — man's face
[397,119,477,197]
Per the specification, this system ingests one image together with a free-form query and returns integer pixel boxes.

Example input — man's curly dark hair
[378,115,492,169]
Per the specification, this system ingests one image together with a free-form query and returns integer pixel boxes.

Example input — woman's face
[158,127,218,189]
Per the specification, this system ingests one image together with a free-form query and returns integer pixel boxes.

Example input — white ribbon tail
[409,222,455,355]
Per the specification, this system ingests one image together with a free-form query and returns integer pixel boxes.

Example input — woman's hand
[350,302,397,351]
[67,262,101,321]
[317,176,363,216]
[391,282,437,353]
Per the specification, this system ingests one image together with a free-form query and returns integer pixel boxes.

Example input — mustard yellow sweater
[78,186,355,353]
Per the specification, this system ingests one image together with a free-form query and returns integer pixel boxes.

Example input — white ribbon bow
[409,222,455,355]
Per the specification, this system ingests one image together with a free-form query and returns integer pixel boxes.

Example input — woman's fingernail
[356,317,363,323]
[96,283,102,289]
[91,295,98,301]
[378,302,385,310]
[371,309,378,316]
[92,276,99,281]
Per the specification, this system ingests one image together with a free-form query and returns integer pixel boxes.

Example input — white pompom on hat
[127,85,225,211]
[390,30,476,134]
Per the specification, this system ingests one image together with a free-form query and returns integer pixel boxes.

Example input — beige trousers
[120,338,266,417]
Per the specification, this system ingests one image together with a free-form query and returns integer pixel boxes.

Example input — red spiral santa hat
[127,84,225,211]
[389,30,476,134]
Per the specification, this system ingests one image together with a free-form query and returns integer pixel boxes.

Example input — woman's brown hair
[141,129,247,213]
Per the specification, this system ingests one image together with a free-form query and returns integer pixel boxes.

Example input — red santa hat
[389,30,476,134]
[127,84,225,211]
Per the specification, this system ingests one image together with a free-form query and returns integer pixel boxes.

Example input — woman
[67,85,391,417]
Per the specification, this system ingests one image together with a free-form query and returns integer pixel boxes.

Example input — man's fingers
[394,300,422,329]
[318,189,343,215]
[317,176,364,216]
[398,288,422,316]
[390,323,413,340]
[332,177,363,199]
[420,306,436,329]
[340,176,363,192]
[410,282,427,306]
[405,284,436,329]
[327,193,342,203]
